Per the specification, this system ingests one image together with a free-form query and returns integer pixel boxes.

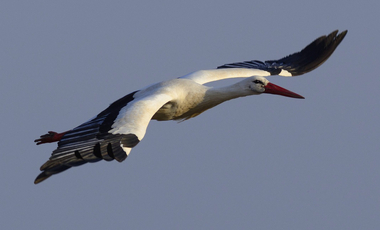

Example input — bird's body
[34,30,347,184]
[140,78,210,121]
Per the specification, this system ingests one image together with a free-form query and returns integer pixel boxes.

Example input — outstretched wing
[181,30,347,85]
[217,30,347,76]
[35,91,172,184]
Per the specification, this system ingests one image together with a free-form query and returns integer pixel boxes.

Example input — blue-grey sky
[1,1,379,229]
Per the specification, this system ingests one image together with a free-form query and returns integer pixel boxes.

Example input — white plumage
[34,30,347,184]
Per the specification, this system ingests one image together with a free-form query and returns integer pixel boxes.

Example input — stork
[34,30,347,184]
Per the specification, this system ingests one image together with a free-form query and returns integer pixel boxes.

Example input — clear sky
[1,0,379,229]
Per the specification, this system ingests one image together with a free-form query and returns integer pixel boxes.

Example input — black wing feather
[217,30,347,76]
[35,91,139,184]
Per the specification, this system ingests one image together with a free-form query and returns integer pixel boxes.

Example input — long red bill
[264,82,304,99]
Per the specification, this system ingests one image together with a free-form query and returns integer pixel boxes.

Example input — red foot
[34,131,69,145]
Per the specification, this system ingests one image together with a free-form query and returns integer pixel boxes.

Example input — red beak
[264,82,304,99]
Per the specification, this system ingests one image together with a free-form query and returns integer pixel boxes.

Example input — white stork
[34,30,347,184]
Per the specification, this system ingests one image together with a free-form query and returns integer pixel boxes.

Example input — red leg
[34,131,69,145]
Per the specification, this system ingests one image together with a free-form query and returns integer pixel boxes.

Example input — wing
[217,30,347,77]
[35,91,172,184]
[181,30,347,85]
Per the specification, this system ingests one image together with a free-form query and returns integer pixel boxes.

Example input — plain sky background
[1,0,379,229]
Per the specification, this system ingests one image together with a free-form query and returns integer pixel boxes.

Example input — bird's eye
[253,80,263,84]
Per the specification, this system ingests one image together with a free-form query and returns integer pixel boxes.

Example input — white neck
[200,81,255,109]
[173,79,258,120]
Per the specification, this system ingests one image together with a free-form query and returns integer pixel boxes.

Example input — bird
[34,30,347,184]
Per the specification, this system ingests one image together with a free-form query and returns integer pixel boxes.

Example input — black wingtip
[275,30,348,76]
[34,172,51,184]
[216,30,348,77]
[35,133,139,184]
[337,30,348,42]
[35,164,72,184]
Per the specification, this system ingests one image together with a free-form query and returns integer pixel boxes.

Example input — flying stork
[34,30,347,184]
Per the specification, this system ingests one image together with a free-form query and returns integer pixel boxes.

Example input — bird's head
[244,76,304,99]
